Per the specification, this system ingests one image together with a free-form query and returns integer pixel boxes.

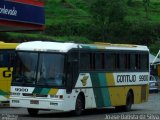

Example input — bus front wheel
[74,95,84,116]
[27,108,39,116]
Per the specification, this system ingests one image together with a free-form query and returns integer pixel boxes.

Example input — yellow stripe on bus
[108,87,126,106]
[0,43,18,49]
[106,73,115,86]
[49,89,58,95]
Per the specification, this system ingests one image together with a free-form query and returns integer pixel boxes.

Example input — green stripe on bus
[40,88,50,95]
[90,73,104,108]
[81,45,90,49]
[81,45,97,49]
[0,90,8,95]
[33,88,43,94]
[98,73,111,107]
[90,46,97,49]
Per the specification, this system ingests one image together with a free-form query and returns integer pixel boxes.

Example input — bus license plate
[30,100,39,104]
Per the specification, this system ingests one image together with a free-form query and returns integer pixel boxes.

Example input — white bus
[10,41,149,116]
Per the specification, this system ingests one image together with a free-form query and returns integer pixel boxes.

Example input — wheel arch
[77,92,85,109]
[128,89,134,104]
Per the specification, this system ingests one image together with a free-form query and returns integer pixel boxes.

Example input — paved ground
[0,93,160,120]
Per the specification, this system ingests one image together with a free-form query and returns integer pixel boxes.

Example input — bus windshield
[12,52,65,87]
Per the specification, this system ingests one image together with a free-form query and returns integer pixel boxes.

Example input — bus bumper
[10,97,66,111]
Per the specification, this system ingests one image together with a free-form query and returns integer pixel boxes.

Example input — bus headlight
[50,95,63,99]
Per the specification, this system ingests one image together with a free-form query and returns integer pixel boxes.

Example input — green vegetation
[2,0,160,53]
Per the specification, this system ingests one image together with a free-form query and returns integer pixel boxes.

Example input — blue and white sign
[0,5,17,16]
[0,0,45,25]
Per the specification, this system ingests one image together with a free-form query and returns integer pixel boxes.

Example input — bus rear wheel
[125,91,133,111]
[27,108,39,116]
[74,95,84,116]
[115,91,133,112]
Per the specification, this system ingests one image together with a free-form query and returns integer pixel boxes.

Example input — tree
[143,0,150,19]
[127,0,133,6]
[108,0,127,24]
[61,0,67,3]
[90,0,127,41]
[90,0,110,41]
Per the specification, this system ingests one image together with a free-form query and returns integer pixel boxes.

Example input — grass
[126,0,160,22]
[45,0,90,26]
[32,0,160,31]
[7,32,91,43]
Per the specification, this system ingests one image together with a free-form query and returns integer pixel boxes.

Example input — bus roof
[0,42,19,49]
[16,41,149,52]
[16,41,78,52]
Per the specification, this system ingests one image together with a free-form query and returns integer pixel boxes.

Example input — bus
[0,42,18,103]
[10,41,149,116]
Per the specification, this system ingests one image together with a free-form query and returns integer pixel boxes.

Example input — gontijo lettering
[0,5,17,16]
[117,75,136,83]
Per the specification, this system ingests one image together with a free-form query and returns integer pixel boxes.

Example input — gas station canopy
[0,0,45,31]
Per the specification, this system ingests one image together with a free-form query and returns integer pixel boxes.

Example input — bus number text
[15,88,28,92]
[139,75,148,81]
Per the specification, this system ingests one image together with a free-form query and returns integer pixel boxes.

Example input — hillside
[3,0,160,53]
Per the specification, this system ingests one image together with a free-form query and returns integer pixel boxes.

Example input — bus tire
[115,91,133,112]
[27,108,39,116]
[74,94,84,116]
[123,91,133,112]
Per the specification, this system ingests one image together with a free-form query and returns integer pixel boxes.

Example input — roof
[16,41,78,52]
[16,41,149,53]
[80,42,149,51]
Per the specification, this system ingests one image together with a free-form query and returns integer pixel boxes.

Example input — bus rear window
[0,50,14,67]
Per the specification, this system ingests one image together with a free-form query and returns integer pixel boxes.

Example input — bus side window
[135,54,141,70]
[141,53,149,71]
[119,54,125,70]
[130,54,136,70]
[80,52,91,70]
[120,53,131,70]
[0,51,3,67]
[115,53,120,70]
[125,54,131,70]
[94,53,105,70]
[0,50,11,67]
[106,53,116,71]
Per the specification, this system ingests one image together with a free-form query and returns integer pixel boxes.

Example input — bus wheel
[115,91,133,112]
[27,108,39,116]
[125,91,133,112]
[74,95,84,116]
